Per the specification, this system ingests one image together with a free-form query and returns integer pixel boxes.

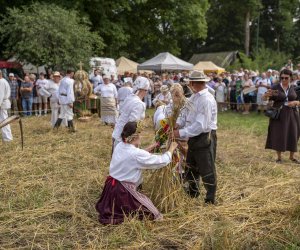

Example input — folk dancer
[54,69,75,132]
[96,121,178,224]
[0,70,13,142]
[117,80,133,114]
[173,71,218,204]
[112,76,149,149]
[94,75,118,125]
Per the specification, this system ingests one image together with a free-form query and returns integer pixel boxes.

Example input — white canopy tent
[137,52,193,71]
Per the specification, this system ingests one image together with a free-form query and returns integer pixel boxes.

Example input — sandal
[290,158,300,164]
[275,159,282,164]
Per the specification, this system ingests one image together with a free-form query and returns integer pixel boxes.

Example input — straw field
[0,111,299,249]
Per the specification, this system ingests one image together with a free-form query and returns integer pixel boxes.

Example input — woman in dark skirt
[95,121,178,225]
[264,69,300,163]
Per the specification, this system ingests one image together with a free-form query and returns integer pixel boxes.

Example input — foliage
[0,2,104,70]
[228,46,290,71]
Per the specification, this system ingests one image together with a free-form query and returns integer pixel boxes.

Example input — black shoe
[67,120,76,133]
[275,159,282,164]
[54,118,63,129]
[204,198,215,205]
[290,158,300,164]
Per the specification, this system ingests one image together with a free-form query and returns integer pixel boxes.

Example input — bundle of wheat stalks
[147,84,189,213]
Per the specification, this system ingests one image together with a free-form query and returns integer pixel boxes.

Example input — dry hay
[0,112,300,249]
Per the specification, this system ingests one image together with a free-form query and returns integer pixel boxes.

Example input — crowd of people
[1,62,300,226]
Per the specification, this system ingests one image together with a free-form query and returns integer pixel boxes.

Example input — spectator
[214,77,226,112]
[256,73,271,114]
[242,74,254,115]
[30,74,39,116]
[20,75,33,116]
[264,69,300,164]
[7,73,19,115]
[91,69,104,89]
[229,74,237,111]
[36,72,49,116]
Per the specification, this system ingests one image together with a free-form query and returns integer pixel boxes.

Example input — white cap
[103,75,110,80]
[9,73,14,77]
[267,69,273,72]
[136,76,150,90]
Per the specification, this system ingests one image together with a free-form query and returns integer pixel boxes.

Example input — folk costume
[44,72,65,127]
[0,76,13,142]
[112,77,149,148]
[176,71,218,204]
[54,75,75,132]
[94,78,118,124]
[96,128,172,225]
[118,85,133,114]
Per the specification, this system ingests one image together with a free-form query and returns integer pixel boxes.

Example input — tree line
[0,0,299,70]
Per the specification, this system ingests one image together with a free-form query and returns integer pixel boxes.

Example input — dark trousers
[185,130,217,203]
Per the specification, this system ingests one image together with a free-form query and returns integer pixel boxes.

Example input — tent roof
[116,56,138,74]
[193,61,225,72]
[138,52,194,71]
[189,51,239,68]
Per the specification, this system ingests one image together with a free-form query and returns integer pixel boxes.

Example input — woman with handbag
[264,69,300,164]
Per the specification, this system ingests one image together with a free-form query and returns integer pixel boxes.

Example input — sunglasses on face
[281,77,289,80]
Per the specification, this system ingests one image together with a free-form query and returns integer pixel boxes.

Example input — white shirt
[94,83,118,98]
[36,78,49,88]
[177,88,217,138]
[45,80,60,102]
[256,78,271,95]
[91,75,104,88]
[58,76,75,105]
[118,86,133,102]
[0,78,11,110]
[153,105,166,130]
[152,92,172,105]
[110,142,172,185]
[112,94,146,141]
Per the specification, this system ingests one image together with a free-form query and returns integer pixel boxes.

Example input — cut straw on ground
[0,112,299,249]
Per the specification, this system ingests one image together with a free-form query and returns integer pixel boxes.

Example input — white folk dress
[94,83,118,124]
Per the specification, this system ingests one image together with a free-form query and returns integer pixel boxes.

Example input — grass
[0,110,299,249]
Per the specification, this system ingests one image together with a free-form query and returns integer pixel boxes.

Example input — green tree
[0,2,104,70]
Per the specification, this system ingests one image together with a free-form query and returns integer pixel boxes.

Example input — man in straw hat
[44,71,64,127]
[54,69,76,132]
[173,70,218,204]
[112,76,149,149]
[0,70,13,142]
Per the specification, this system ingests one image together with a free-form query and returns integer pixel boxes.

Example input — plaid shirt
[8,80,18,99]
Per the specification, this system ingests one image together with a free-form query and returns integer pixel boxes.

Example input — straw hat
[189,70,210,82]
[160,85,169,93]
[53,71,60,77]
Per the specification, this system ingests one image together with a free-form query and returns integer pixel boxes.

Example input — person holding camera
[264,69,300,164]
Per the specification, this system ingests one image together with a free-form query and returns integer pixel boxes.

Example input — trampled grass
[0,111,299,249]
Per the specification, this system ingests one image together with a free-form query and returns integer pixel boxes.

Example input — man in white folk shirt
[173,70,218,204]
[54,69,76,132]
[112,76,149,149]
[0,70,13,142]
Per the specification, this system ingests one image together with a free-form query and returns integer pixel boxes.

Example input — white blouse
[110,142,172,185]
[94,83,118,98]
